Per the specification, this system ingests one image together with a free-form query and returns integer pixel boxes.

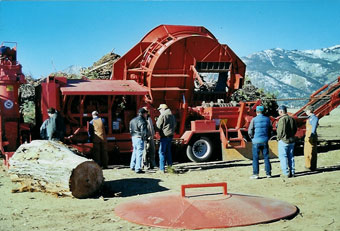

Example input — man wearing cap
[129,108,148,173]
[40,107,65,141]
[248,105,273,179]
[156,104,176,173]
[88,111,108,169]
[277,105,297,178]
[304,105,319,171]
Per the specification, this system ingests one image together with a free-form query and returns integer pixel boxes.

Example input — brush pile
[81,51,120,79]
[231,79,279,117]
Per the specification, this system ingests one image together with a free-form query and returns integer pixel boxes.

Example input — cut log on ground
[8,140,103,199]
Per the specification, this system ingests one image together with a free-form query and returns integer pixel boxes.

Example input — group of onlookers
[129,104,176,173]
[248,105,319,179]
[39,104,176,174]
[40,103,319,177]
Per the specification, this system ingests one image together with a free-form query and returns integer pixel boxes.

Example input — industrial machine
[1,25,340,166]
[0,42,30,165]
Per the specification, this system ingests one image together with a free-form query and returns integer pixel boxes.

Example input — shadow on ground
[174,159,280,173]
[101,178,168,198]
[295,164,340,177]
[263,164,340,179]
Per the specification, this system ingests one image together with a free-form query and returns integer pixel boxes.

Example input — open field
[1,108,340,231]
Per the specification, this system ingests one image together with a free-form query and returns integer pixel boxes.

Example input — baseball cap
[47,108,56,114]
[158,104,168,110]
[278,105,287,112]
[138,108,148,114]
[256,105,264,112]
[92,111,99,116]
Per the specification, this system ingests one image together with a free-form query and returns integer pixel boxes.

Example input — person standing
[129,108,148,174]
[156,104,176,173]
[88,111,108,169]
[277,105,297,178]
[304,105,319,171]
[142,107,156,170]
[40,108,65,141]
[248,105,273,179]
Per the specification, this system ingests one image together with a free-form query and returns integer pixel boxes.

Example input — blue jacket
[308,114,319,135]
[248,114,272,143]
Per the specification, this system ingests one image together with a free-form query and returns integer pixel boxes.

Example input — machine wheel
[186,136,213,162]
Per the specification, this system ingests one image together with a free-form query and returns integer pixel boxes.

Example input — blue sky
[1,0,340,79]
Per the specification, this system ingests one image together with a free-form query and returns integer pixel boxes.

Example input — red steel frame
[39,76,148,155]
[112,25,246,139]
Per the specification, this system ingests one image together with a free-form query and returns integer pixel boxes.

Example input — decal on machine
[4,99,14,109]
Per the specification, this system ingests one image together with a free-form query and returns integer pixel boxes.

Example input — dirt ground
[1,109,340,231]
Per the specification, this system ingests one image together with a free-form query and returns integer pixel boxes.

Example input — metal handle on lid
[181,182,227,197]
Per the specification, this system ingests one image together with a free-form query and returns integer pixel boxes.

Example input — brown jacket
[89,117,107,143]
[156,109,176,137]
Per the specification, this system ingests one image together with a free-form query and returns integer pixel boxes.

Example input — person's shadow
[294,164,340,177]
[101,178,168,198]
[264,164,340,179]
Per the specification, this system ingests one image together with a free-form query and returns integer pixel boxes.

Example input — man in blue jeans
[277,105,297,178]
[248,105,273,179]
[156,104,176,173]
[129,108,148,174]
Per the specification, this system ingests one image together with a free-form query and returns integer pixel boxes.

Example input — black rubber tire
[186,136,213,163]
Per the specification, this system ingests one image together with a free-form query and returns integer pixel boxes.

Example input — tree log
[8,140,103,198]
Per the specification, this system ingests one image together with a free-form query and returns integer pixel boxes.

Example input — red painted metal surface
[60,79,148,95]
[181,182,227,197]
[115,182,297,229]
[112,25,246,138]
[0,43,26,152]
[191,120,216,131]
[39,76,148,155]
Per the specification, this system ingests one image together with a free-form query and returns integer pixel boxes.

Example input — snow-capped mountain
[242,45,340,106]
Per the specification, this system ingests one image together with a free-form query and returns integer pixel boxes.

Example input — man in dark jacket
[277,105,297,178]
[40,108,65,141]
[156,104,176,173]
[129,108,148,173]
[248,105,273,179]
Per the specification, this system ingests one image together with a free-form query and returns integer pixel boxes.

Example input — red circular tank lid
[114,183,297,229]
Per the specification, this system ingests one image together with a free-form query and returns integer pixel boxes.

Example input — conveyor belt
[295,78,340,118]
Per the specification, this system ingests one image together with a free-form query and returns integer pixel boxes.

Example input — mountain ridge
[242,45,340,106]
